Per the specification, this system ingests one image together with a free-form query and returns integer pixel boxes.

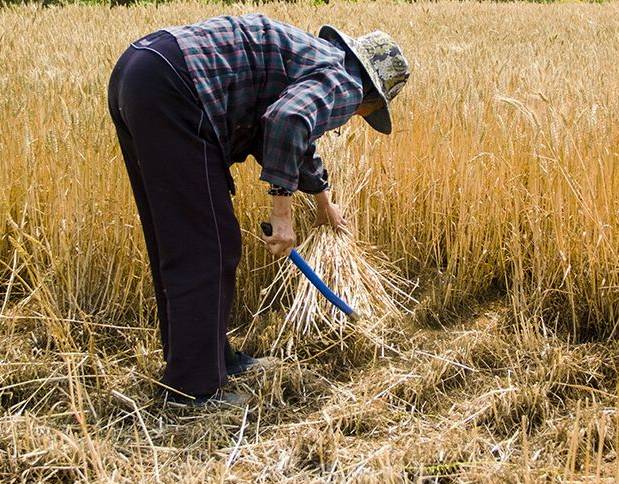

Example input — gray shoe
[166,389,251,408]
[226,349,280,377]
[225,338,281,376]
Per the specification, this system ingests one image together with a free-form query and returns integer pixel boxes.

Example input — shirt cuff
[267,184,293,196]
[297,181,330,195]
[297,167,329,194]
[259,170,298,192]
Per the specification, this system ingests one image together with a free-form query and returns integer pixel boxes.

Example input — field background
[1,1,618,481]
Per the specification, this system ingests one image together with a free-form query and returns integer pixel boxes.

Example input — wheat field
[0,1,618,481]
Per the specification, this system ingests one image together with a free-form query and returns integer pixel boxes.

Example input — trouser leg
[106,104,171,358]
[107,37,241,395]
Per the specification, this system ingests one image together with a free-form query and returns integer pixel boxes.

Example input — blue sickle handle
[261,222,360,321]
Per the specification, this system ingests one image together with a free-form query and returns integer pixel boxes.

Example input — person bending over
[107,13,410,407]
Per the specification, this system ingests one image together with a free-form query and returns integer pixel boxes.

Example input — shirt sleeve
[297,142,329,194]
[259,67,361,192]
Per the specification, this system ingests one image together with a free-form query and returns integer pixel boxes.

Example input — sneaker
[165,389,251,408]
[224,338,279,376]
[226,349,279,377]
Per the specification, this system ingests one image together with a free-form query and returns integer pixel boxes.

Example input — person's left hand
[314,201,347,230]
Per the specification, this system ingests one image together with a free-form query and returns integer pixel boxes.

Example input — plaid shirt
[163,14,364,194]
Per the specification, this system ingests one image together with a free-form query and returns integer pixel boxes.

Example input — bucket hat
[318,26,410,135]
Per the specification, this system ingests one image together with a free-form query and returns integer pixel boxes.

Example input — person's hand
[263,212,296,256]
[262,197,296,257]
[314,202,347,230]
[313,190,347,231]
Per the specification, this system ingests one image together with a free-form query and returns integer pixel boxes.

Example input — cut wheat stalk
[246,136,419,363]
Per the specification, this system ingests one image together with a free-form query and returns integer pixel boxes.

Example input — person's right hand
[314,201,347,230]
[262,210,296,257]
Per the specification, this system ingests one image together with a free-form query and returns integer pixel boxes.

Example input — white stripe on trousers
[198,110,225,385]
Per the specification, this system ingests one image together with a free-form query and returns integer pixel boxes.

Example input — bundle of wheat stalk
[244,130,418,363]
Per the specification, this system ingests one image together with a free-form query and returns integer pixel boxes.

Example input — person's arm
[259,67,362,192]
[259,68,362,255]
[296,143,347,229]
[297,142,329,194]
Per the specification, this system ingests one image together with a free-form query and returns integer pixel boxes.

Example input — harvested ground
[1,298,617,481]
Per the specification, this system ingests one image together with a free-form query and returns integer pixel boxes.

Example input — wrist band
[268,184,293,196]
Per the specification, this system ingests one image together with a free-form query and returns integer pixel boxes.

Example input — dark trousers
[106,30,241,395]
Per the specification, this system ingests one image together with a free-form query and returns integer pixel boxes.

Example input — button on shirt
[163,14,364,194]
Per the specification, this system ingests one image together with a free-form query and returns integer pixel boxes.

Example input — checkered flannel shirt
[163,13,364,194]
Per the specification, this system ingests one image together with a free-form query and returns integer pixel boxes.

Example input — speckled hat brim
[318,25,392,135]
